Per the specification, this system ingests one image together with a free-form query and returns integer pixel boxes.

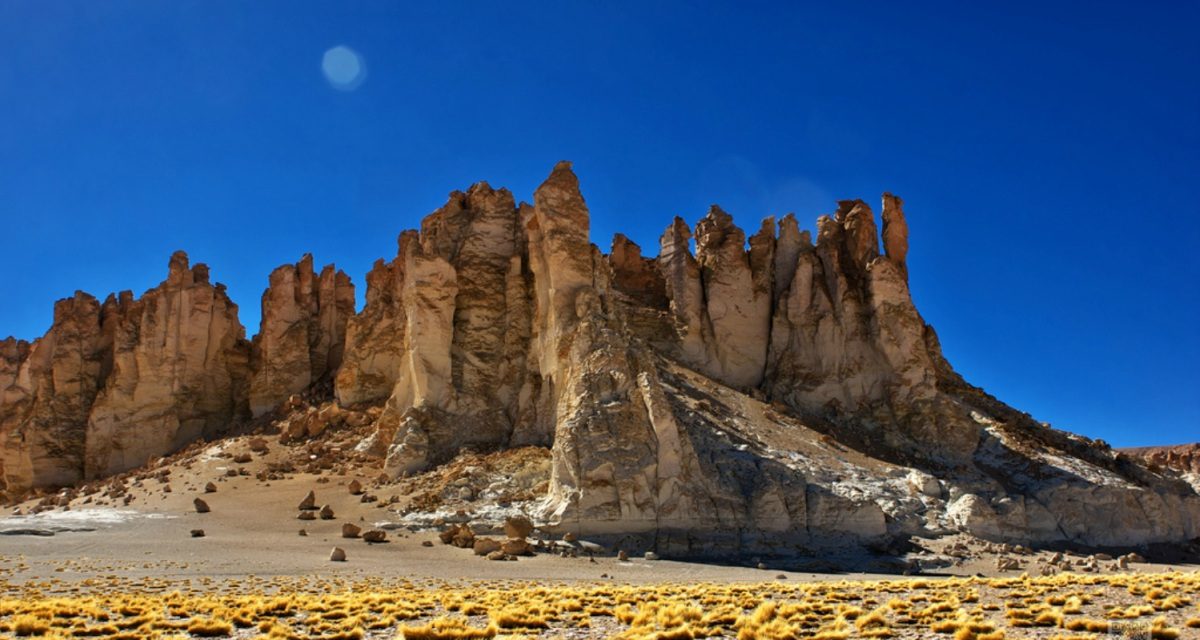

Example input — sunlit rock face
[0,294,105,491]
[84,253,251,478]
[250,255,354,417]
[3,163,1198,554]
[0,254,251,492]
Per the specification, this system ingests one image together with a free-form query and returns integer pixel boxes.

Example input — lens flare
[321,45,366,91]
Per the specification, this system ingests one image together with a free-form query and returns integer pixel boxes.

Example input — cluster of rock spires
[2,162,1198,555]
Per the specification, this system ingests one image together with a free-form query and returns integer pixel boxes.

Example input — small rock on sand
[193,498,210,513]
[504,515,534,539]
[319,504,335,520]
[298,490,316,511]
[474,538,502,556]
[342,523,361,538]
[363,530,387,543]
[330,547,346,562]
[190,529,205,538]
[204,482,217,493]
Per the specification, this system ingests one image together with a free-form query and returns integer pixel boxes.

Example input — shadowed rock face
[3,163,1198,554]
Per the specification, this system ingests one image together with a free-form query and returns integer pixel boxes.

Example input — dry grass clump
[0,568,1197,638]
[397,618,498,639]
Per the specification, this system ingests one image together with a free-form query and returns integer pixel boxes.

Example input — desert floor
[2,436,1199,638]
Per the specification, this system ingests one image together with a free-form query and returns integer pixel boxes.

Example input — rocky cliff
[1123,444,1200,476]
[3,162,1198,555]
[250,254,355,416]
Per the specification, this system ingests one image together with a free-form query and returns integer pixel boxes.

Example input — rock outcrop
[1123,444,1200,476]
[249,254,354,416]
[0,253,251,494]
[0,294,105,491]
[3,163,1198,556]
[85,253,250,478]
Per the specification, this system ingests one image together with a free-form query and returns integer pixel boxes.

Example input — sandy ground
[1,435,1196,587]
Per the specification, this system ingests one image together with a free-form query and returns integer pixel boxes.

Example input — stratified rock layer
[3,163,1198,555]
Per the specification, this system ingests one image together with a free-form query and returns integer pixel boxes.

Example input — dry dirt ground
[2,434,1199,639]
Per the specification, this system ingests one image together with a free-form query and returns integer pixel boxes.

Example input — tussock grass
[0,569,1196,638]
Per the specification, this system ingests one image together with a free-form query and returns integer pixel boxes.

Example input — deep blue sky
[1,2,1197,447]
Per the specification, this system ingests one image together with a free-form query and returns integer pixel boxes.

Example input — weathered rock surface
[1122,443,1200,476]
[3,162,1198,556]
[1,295,105,491]
[1,253,251,495]
[86,253,251,478]
[249,254,354,416]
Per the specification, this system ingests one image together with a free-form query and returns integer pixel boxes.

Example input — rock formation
[249,254,354,416]
[3,162,1198,556]
[0,294,105,490]
[85,253,250,478]
[1123,444,1200,476]
[0,253,251,492]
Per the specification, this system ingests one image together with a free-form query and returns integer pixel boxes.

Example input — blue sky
[1,2,1196,447]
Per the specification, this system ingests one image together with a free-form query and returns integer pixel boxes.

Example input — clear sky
[1,2,1196,447]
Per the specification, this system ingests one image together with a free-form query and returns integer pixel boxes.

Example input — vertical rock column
[0,294,105,491]
[249,254,354,416]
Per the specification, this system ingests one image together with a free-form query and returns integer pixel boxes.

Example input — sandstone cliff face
[1122,444,1200,476]
[3,163,1198,554]
[249,254,354,416]
[0,294,105,491]
[85,252,251,478]
[0,253,252,494]
[654,195,976,465]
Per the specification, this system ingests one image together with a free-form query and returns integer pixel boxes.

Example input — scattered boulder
[474,538,502,556]
[362,529,387,543]
[204,482,217,493]
[341,523,361,538]
[233,453,252,464]
[439,523,475,548]
[502,538,533,556]
[190,529,205,538]
[348,479,363,495]
[330,547,346,562]
[298,490,316,510]
[319,504,335,520]
[193,498,210,513]
[995,557,1021,572]
[504,515,534,540]
[298,511,316,521]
